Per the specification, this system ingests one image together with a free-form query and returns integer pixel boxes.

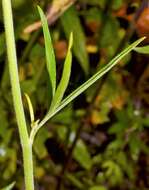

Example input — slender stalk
[2,0,34,189]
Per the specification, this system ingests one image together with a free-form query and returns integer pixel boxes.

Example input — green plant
[2,0,145,189]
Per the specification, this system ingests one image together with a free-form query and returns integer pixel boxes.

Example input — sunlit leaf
[1,182,15,190]
[31,37,145,141]
[49,33,73,112]
[24,93,35,124]
[50,38,145,118]
[38,6,56,97]
[134,45,149,54]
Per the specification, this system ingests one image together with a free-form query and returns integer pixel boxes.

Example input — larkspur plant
[2,0,147,189]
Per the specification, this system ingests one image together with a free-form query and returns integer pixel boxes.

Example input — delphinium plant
[2,0,147,189]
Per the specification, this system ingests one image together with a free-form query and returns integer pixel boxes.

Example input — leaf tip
[37,5,41,12]
[141,36,146,41]
[37,5,44,17]
[24,93,35,124]
[68,32,73,50]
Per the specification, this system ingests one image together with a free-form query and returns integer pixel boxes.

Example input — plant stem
[2,0,34,189]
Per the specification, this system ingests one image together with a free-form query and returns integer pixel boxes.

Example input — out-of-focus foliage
[0,0,149,189]
[1,182,15,190]
[61,5,89,75]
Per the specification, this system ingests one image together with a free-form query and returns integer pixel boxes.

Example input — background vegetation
[0,0,149,189]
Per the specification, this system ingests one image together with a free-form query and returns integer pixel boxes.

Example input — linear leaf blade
[38,6,56,97]
[30,37,145,142]
[49,33,73,112]
[44,37,145,120]
[134,45,149,54]
[1,182,15,190]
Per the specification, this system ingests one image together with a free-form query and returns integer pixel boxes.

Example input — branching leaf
[134,45,149,54]
[30,37,145,143]
[38,6,56,97]
[50,37,145,117]
[49,33,73,112]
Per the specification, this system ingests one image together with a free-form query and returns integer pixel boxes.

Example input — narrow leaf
[24,93,35,124]
[30,37,145,142]
[134,45,149,54]
[49,33,73,112]
[2,182,15,190]
[61,5,89,75]
[44,37,145,120]
[38,6,56,97]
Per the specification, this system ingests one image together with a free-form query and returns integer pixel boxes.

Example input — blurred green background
[0,0,149,189]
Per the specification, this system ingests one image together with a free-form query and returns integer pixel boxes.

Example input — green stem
[2,0,34,189]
